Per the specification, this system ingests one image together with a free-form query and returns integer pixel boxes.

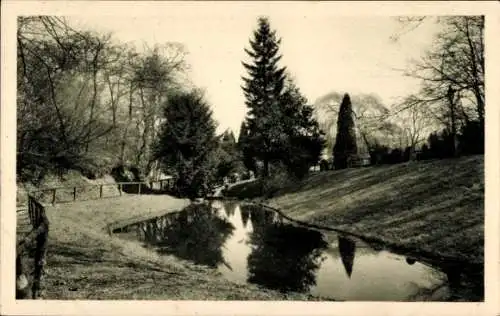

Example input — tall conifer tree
[241,17,287,177]
[333,93,358,169]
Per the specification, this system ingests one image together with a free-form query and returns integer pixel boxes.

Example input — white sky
[71,12,441,135]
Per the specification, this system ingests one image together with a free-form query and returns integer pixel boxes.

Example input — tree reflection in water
[245,205,328,293]
[144,204,235,268]
[223,201,238,218]
[338,236,357,278]
[240,206,251,229]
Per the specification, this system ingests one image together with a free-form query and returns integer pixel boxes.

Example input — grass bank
[263,155,483,268]
[38,195,325,300]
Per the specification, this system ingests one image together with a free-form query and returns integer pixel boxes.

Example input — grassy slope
[268,155,484,265]
[39,195,322,300]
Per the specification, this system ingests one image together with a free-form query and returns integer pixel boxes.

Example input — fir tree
[241,17,287,177]
[333,93,358,169]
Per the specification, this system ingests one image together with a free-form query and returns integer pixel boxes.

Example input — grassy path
[267,156,484,266]
[39,195,322,300]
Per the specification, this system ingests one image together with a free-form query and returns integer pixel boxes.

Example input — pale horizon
[71,14,441,135]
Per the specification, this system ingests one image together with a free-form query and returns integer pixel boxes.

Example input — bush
[223,179,264,199]
[262,166,290,198]
[73,154,116,180]
[458,120,484,155]
[319,159,330,171]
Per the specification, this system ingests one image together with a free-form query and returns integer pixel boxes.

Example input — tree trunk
[263,159,270,178]
[447,86,458,157]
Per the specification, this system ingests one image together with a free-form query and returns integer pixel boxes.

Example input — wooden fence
[21,178,175,206]
[16,195,49,299]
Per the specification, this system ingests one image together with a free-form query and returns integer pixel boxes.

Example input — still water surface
[117,201,451,301]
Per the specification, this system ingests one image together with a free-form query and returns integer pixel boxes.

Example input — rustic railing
[16,195,49,299]
[19,179,175,206]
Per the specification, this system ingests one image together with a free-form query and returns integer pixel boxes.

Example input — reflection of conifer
[223,201,238,217]
[240,207,251,229]
[248,207,266,229]
[338,236,357,278]
[263,210,278,225]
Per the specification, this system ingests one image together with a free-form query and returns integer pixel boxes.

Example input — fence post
[99,185,103,199]
[119,183,122,196]
[29,197,33,226]
[73,187,77,201]
[32,221,48,299]
[51,189,56,205]
[138,183,142,195]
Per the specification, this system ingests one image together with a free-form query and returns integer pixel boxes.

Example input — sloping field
[35,195,323,300]
[268,156,484,266]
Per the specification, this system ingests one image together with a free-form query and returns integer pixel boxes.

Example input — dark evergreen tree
[241,18,324,178]
[279,78,325,178]
[241,17,287,177]
[333,93,358,169]
[238,121,257,174]
[221,129,236,145]
[154,90,219,199]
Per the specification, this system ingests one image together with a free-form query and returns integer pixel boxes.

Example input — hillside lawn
[23,195,326,300]
[265,155,484,267]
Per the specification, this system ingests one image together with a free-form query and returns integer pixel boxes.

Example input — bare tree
[394,95,435,159]
[17,16,188,182]
[128,44,187,177]
[396,16,484,130]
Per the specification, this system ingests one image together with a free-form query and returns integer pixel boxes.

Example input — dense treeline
[17,16,259,198]
[17,15,484,197]
[17,16,190,183]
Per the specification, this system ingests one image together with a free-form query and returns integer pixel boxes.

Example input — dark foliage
[214,129,245,184]
[238,121,258,175]
[246,208,328,293]
[151,204,235,268]
[279,81,325,179]
[319,159,330,171]
[417,119,483,161]
[154,91,219,199]
[369,144,409,165]
[458,120,484,155]
[241,17,287,177]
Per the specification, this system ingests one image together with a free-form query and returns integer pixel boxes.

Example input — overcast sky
[71,11,441,135]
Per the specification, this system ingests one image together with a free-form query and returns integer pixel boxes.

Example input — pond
[115,201,472,301]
